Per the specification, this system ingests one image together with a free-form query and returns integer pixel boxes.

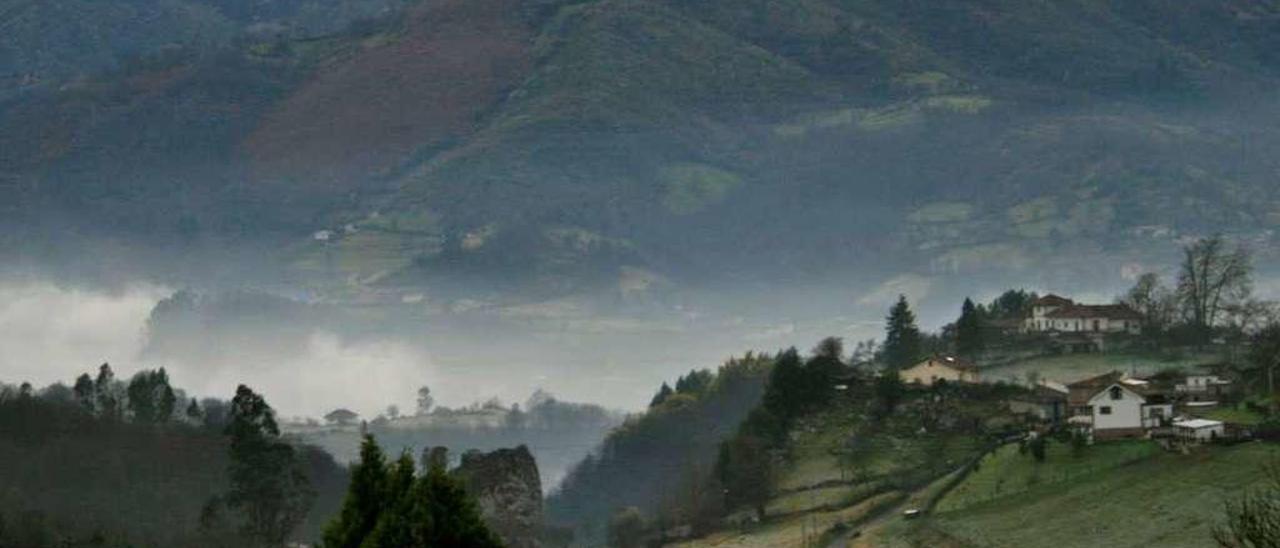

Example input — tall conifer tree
[956,297,985,359]
[883,295,922,370]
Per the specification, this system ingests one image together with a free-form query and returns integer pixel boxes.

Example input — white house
[1172,418,1225,443]
[1024,294,1143,334]
[900,355,980,386]
[1068,372,1173,440]
[1176,374,1232,401]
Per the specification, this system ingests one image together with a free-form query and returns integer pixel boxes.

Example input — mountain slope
[3,0,1280,300]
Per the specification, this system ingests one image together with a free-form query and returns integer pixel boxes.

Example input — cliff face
[453,445,545,548]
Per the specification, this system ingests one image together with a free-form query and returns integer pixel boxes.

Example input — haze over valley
[4,1,1280,547]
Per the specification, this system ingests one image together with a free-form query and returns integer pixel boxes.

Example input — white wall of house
[900,359,977,386]
[1141,403,1172,428]
[1024,302,1141,334]
[1178,375,1227,393]
[1043,317,1137,333]
[1025,304,1065,331]
[1088,384,1145,430]
[1175,420,1225,442]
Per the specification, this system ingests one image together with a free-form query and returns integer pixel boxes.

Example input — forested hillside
[4,0,1280,301]
[546,353,774,544]
[0,370,347,547]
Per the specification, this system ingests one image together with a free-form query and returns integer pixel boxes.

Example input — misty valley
[5,0,1280,546]
[5,235,1280,547]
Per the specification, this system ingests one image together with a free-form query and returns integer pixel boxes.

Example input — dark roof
[1067,371,1125,406]
[1044,304,1143,321]
[1014,384,1069,404]
[1067,371,1125,390]
[1031,294,1074,307]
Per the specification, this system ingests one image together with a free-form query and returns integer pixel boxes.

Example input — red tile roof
[1044,304,1143,321]
[1031,294,1074,307]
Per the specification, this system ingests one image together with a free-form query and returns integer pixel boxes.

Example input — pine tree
[324,435,502,548]
[883,295,922,370]
[186,398,202,420]
[649,383,674,407]
[323,435,389,548]
[955,298,985,359]
[762,348,804,420]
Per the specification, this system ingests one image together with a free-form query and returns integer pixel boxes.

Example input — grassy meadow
[918,442,1276,548]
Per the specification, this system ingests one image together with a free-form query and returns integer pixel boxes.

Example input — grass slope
[677,384,1013,548]
[925,442,1276,548]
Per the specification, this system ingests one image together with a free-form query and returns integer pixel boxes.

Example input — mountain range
[4,0,1280,307]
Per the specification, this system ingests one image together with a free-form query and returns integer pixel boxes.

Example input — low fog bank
[4,254,1278,419]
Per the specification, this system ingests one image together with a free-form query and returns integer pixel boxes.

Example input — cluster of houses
[894,292,1241,446]
[901,354,1237,444]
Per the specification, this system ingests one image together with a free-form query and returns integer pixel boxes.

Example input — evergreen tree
[674,370,714,397]
[322,435,388,548]
[187,398,202,420]
[405,456,502,547]
[762,348,804,420]
[955,298,985,359]
[359,452,418,546]
[716,434,774,521]
[883,295,923,370]
[988,289,1036,319]
[127,369,176,424]
[323,435,501,548]
[73,373,95,414]
[649,383,674,408]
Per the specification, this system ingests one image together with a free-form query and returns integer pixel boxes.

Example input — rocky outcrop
[452,445,544,548]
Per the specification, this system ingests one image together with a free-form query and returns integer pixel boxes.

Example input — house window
[1100,406,1112,415]
[1093,320,1101,331]
[1109,386,1123,400]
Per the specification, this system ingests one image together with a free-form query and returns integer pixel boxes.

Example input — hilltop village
[546,235,1280,548]
[900,293,1238,446]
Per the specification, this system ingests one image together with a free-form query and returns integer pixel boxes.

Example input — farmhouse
[900,355,979,386]
[1023,294,1143,335]
[1067,372,1173,440]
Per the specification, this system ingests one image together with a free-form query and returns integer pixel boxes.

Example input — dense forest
[546,353,773,544]
[0,367,347,547]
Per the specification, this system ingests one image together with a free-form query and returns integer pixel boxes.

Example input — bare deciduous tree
[1177,235,1253,332]
[1121,272,1178,334]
